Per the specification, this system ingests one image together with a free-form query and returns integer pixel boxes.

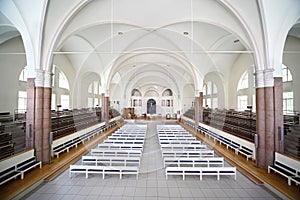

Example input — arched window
[18,66,28,112]
[87,80,101,108]
[203,81,218,109]
[58,71,69,90]
[131,89,142,96]
[162,89,173,96]
[19,66,28,81]
[282,65,294,113]
[237,71,248,90]
[52,65,70,110]
[236,68,255,111]
[131,89,142,107]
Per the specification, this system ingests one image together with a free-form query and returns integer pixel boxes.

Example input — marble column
[34,87,44,161]
[194,96,200,128]
[274,77,283,152]
[265,87,275,166]
[101,93,105,123]
[26,78,35,149]
[256,87,266,167]
[104,96,110,127]
[199,92,203,122]
[42,87,52,163]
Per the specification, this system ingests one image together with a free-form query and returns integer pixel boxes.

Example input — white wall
[0,37,26,114]
[283,36,300,113]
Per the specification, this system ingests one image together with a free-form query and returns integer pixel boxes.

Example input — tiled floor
[25,121,280,200]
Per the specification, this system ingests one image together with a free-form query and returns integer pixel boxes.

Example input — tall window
[58,71,69,89]
[237,68,255,111]
[131,89,142,107]
[237,95,248,111]
[18,91,27,112]
[52,65,70,110]
[282,65,293,82]
[203,81,218,109]
[237,72,249,90]
[283,92,293,113]
[88,80,101,107]
[61,95,70,110]
[282,66,294,114]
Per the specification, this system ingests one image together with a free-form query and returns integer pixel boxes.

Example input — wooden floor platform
[1,120,300,200]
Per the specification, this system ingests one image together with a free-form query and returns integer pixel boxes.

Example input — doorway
[147,99,156,114]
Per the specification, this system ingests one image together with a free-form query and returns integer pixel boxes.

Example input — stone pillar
[194,96,200,128]
[101,93,105,122]
[26,78,35,148]
[274,77,283,152]
[34,87,44,161]
[199,92,203,122]
[104,96,110,127]
[265,87,275,166]
[256,87,266,167]
[42,87,52,163]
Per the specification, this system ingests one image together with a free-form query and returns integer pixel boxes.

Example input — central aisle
[139,121,165,176]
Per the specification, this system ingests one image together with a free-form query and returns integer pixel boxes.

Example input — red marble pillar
[256,87,266,167]
[104,96,110,127]
[101,93,105,122]
[26,78,35,149]
[274,77,283,152]
[199,92,203,122]
[35,87,44,161]
[194,96,200,128]
[265,87,275,166]
[42,87,52,163]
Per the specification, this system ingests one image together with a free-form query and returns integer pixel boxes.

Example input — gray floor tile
[25,121,282,200]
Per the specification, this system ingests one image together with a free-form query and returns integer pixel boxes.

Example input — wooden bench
[160,144,207,151]
[82,156,140,166]
[104,140,144,145]
[0,166,21,185]
[159,137,196,142]
[52,123,107,158]
[108,133,145,140]
[196,122,256,160]
[237,146,253,161]
[90,149,142,157]
[164,157,224,167]
[162,150,214,158]
[16,156,42,179]
[0,149,41,185]
[159,140,201,145]
[69,165,139,179]
[165,166,236,180]
[268,153,300,185]
[97,143,144,151]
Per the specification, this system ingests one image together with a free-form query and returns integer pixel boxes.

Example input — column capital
[44,71,52,88]
[35,69,44,87]
[255,69,274,88]
[264,69,274,87]
[255,70,264,88]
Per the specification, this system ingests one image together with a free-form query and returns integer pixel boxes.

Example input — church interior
[0,0,300,199]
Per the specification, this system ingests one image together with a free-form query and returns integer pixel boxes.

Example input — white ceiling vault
[0,0,300,102]
[50,0,253,97]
